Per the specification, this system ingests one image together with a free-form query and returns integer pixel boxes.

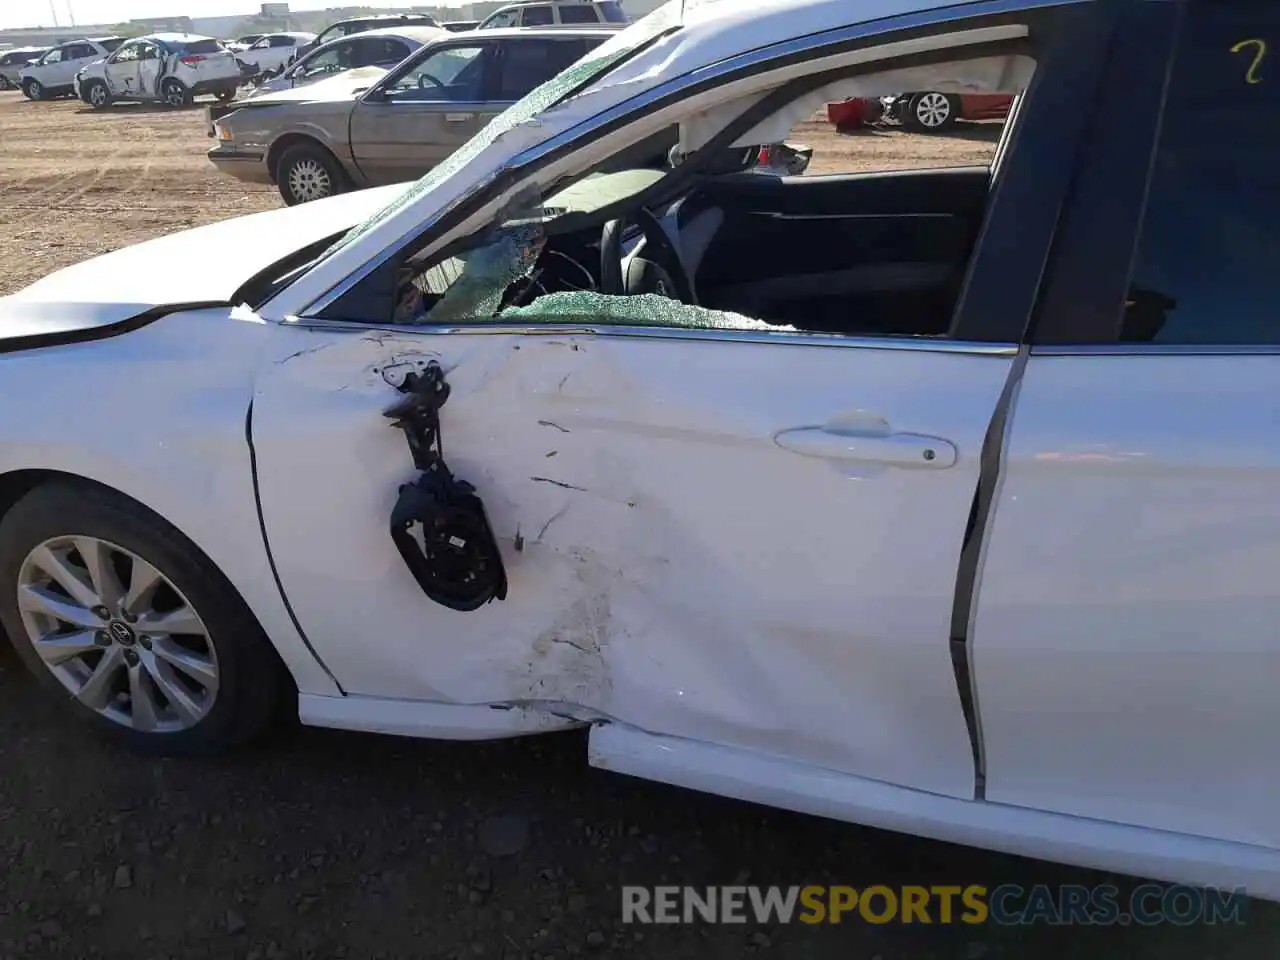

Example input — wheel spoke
[29,545,100,610]
[76,646,125,711]
[143,655,204,725]
[73,537,123,611]
[18,583,103,629]
[122,557,164,617]
[127,662,161,732]
[151,637,218,691]
[31,630,101,666]
[136,605,204,637]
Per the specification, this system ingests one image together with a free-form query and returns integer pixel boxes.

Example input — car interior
[308,50,1033,339]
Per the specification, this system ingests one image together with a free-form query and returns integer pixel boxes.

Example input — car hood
[237,69,384,105]
[7,183,413,316]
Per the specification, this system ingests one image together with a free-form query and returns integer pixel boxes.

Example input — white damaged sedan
[2,0,1278,899]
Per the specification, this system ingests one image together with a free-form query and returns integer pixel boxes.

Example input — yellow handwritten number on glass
[1231,38,1266,84]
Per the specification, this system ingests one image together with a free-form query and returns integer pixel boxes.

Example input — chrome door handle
[775,424,957,469]
[444,112,474,123]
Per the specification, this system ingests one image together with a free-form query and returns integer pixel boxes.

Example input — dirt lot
[0,90,1275,959]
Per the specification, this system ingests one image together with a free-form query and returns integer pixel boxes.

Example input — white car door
[134,41,164,98]
[248,5,1102,799]
[103,41,141,96]
[973,0,1280,849]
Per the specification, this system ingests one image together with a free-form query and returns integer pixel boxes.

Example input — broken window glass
[500,292,795,331]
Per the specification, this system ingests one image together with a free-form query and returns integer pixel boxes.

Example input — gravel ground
[0,89,1276,959]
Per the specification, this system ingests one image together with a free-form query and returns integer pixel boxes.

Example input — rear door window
[1122,0,1280,344]
[366,38,411,64]
[597,2,628,22]
[179,39,224,55]
[494,38,586,100]
[522,6,555,26]
[482,10,519,29]
[560,5,600,23]
[269,36,296,48]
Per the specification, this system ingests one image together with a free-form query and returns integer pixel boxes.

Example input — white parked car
[18,37,124,100]
[225,34,266,53]
[75,34,243,109]
[242,26,443,100]
[0,46,50,90]
[236,32,317,78]
[478,0,628,28]
[1,0,1276,904]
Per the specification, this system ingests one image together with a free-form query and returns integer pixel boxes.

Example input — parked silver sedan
[207,27,614,206]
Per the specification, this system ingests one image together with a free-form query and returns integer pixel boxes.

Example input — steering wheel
[417,72,446,90]
[599,208,695,303]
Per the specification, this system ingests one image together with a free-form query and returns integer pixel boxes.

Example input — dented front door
[250,322,1008,799]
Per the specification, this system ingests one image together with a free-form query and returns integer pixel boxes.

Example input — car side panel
[0,308,341,698]
[230,103,364,184]
[958,93,1013,119]
[975,354,1280,849]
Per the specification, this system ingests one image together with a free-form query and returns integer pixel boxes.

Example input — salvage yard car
[477,0,629,28]
[0,46,50,90]
[297,11,445,59]
[239,25,445,100]
[75,33,243,108]
[1,0,1278,903]
[236,32,316,80]
[18,37,125,100]
[208,27,616,205]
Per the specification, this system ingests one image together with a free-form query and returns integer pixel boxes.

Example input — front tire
[161,78,192,108]
[84,80,111,110]
[276,142,346,205]
[0,482,287,755]
[0,76,11,91]
[903,92,959,132]
[22,78,44,101]
[215,87,238,102]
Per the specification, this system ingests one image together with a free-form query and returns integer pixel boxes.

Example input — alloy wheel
[914,92,953,128]
[163,82,185,107]
[287,158,332,202]
[16,536,219,733]
[88,83,107,108]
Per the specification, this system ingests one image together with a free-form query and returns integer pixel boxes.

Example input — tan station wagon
[207,27,614,205]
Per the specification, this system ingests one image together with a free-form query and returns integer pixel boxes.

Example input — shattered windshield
[323,0,684,259]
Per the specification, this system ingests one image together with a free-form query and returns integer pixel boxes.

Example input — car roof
[332,13,440,24]
[139,33,218,44]
[457,25,622,41]
[319,26,446,44]
[491,0,613,6]
[265,32,317,39]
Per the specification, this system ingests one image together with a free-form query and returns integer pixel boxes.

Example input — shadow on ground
[0,641,1272,959]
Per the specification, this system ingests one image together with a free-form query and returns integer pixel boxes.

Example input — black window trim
[1028,0,1185,348]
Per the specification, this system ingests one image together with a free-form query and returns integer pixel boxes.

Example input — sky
[0,0,461,30]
